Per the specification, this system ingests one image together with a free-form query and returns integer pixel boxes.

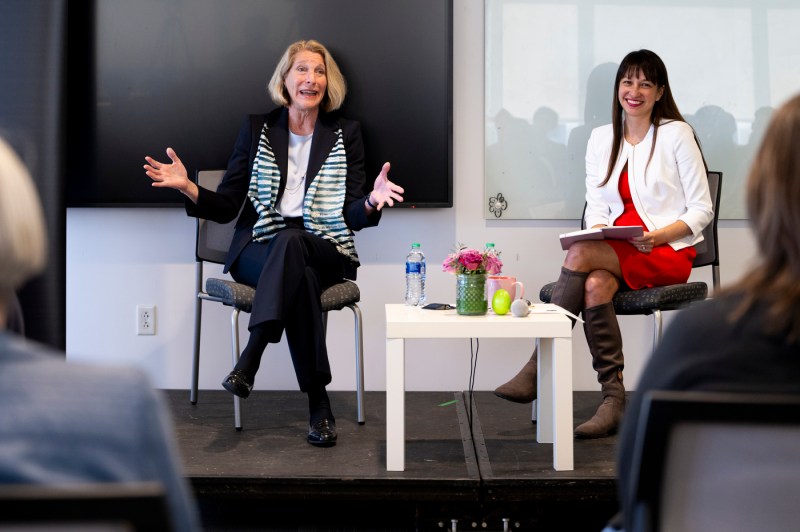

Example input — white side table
[385,304,574,472]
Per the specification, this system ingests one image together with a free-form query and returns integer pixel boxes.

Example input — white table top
[385,303,572,339]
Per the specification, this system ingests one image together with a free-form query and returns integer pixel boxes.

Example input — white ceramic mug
[487,275,524,304]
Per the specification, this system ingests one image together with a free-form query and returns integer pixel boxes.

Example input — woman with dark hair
[495,49,713,439]
[613,91,800,530]
[145,40,403,447]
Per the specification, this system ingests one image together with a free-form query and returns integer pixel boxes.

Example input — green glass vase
[456,273,488,316]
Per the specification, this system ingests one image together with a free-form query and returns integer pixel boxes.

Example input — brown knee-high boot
[494,267,588,403]
[574,302,625,439]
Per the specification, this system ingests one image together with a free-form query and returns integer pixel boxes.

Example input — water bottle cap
[411,242,421,248]
[486,243,495,248]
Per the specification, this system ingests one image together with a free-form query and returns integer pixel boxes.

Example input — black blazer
[187,107,380,278]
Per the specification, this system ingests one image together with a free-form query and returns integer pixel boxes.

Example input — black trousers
[229,223,346,391]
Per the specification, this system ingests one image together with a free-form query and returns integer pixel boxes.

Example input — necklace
[285,173,305,194]
[286,131,312,195]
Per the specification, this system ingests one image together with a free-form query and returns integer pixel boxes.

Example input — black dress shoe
[307,418,337,447]
[221,370,253,399]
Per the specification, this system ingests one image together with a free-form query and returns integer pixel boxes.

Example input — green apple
[492,289,512,315]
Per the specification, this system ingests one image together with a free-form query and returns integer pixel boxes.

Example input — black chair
[191,170,365,430]
[628,390,800,532]
[540,171,722,350]
[0,481,171,531]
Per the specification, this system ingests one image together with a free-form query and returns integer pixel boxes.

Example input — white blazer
[584,120,713,251]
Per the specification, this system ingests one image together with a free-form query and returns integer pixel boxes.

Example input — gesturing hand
[369,162,404,210]
[144,147,198,202]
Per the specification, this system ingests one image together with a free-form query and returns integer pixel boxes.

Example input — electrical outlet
[137,305,156,335]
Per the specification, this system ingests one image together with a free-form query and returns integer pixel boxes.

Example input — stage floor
[167,389,620,531]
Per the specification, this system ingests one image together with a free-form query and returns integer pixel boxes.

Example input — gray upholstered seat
[539,280,708,315]
[204,278,256,313]
[206,278,361,315]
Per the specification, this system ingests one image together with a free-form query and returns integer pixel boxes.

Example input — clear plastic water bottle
[405,242,426,306]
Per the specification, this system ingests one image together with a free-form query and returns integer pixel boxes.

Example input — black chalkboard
[66,0,452,208]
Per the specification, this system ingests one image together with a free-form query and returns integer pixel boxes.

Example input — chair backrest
[0,481,172,531]
[692,170,721,270]
[195,169,236,265]
[628,390,800,532]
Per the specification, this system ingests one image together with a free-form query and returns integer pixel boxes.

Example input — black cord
[466,338,479,435]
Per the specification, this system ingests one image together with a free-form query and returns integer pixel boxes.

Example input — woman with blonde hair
[0,137,47,321]
[145,39,404,446]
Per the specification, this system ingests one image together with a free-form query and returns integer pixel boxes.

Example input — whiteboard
[485,0,800,220]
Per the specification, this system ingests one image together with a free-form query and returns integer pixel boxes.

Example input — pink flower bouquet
[441,244,503,275]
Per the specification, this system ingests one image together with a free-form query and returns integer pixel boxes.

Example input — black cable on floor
[466,338,479,436]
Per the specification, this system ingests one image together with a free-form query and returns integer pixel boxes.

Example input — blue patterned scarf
[248,123,359,265]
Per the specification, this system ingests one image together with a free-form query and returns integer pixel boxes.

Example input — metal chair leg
[348,303,366,425]
[652,310,663,353]
[322,306,366,424]
[230,308,243,431]
[190,262,203,405]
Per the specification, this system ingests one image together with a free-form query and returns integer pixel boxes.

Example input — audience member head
[268,39,347,112]
[730,92,800,340]
[0,136,47,327]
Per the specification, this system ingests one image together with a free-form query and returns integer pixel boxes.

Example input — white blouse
[279,131,313,218]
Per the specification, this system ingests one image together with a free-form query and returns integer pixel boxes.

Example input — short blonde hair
[268,40,347,112]
[0,136,47,295]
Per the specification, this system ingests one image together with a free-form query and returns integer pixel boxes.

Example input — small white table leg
[537,336,574,470]
[537,337,553,443]
[552,337,574,470]
[386,337,406,471]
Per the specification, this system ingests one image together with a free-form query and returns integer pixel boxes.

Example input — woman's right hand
[144,147,199,203]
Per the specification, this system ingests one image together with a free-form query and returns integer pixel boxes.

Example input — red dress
[606,169,696,289]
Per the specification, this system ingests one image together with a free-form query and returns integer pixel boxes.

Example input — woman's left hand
[630,232,656,254]
[368,162,404,210]
[630,222,692,253]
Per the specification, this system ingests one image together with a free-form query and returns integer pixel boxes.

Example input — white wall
[66,0,758,393]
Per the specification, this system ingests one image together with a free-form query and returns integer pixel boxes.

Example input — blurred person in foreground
[0,136,200,532]
[613,92,800,530]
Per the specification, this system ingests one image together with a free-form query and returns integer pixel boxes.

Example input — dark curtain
[0,0,67,349]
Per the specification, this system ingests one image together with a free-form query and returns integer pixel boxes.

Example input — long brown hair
[725,93,800,342]
[601,50,703,186]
